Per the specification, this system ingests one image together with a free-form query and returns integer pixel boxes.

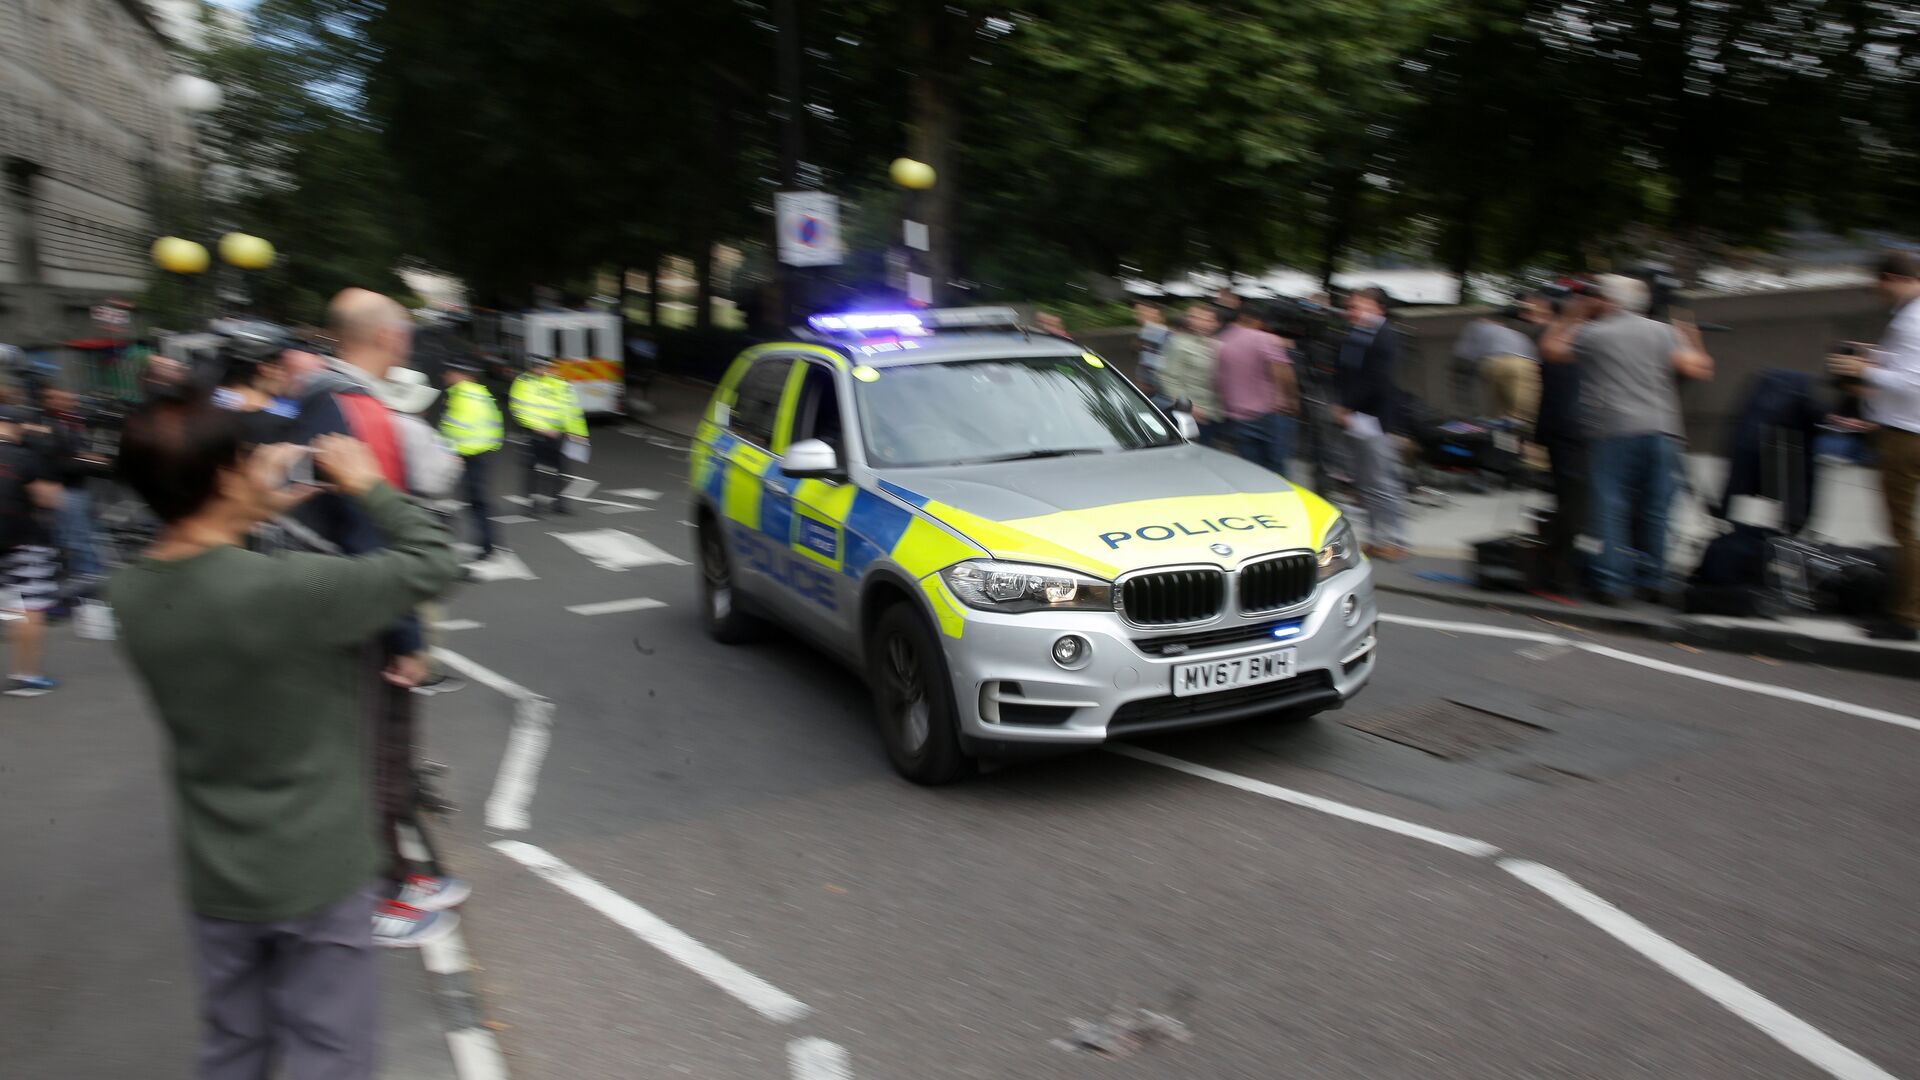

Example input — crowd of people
[0,285,595,1077]
[1130,285,1410,561]
[1449,253,1919,640]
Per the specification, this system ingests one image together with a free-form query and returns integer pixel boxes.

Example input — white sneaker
[395,872,472,912]
[374,899,459,948]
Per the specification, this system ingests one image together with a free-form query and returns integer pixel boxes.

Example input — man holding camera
[1829,251,1920,641]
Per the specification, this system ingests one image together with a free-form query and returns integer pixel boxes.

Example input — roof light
[921,306,1020,329]
[808,312,926,335]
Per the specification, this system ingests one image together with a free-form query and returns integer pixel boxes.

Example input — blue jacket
[294,369,424,657]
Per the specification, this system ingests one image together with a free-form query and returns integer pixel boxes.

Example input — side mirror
[782,437,842,479]
[1172,411,1201,442]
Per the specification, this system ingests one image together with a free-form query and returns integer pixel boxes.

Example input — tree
[194,0,412,324]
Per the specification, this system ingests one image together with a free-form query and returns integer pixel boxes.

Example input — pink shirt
[1214,324,1291,421]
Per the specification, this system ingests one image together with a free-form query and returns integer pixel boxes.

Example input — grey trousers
[191,886,378,1080]
[1347,428,1408,549]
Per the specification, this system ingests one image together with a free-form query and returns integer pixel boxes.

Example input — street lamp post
[889,158,936,306]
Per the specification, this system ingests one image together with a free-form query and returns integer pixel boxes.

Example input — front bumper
[936,563,1377,749]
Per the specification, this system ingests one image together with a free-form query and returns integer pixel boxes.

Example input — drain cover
[1340,699,1545,760]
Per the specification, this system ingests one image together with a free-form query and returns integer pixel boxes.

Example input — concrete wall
[1395,285,1891,449]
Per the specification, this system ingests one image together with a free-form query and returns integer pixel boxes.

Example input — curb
[1373,578,1920,680]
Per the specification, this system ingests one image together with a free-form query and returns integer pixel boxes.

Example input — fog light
[1051,635,1088,668]
[1342,594,1360,626]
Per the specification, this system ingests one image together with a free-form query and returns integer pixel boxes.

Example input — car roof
[784,331,1089,368]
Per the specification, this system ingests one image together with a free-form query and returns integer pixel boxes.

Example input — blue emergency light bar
[806,306,1022,338]
[807,312,927,334]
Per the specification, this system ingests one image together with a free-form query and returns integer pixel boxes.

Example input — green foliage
[196,0,411,324]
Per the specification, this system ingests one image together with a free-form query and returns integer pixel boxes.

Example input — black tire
[866,603,971,785]
[698,515,760,644]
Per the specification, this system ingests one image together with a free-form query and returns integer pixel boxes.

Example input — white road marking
[552,528,687,571]
[435,619,484,632]
[788,1037,852,1080]
[484,699,552,831]
[1119,746,1899,1080]
[1500,859,1899,1080]
[490,514,536,525]
[566,493,650,511]
[1109,746,1500,856]
[492,841,811,1025]
[562,475,598,499]
[593,504,645,515]
[607,487,662,501]
[465,550,538,582]
[566,597,667,617]
[421,926,473,976]
[430,648,552,832]
[432,647,541,701]
[1379,613,1564,645]
[502,494,531,507]
[1379,613,1920,734]
[445,1028,511,1080]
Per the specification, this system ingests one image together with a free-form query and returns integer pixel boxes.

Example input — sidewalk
[630,375,1912,678]
[1365,455,1920,677]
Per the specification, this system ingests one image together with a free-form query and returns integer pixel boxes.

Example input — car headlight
[1317,517,1359,580]
[940,560,1115,613]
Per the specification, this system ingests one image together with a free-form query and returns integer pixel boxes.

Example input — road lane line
[788,1037,852,1080]
[1380,613,1920,734]
[445,1029,511,1080]
[552,528,687,570]
[484,699,552,831]
[489,514,536,525]
[432,648,551,832]
[565,597,667,616]
[607,487,662,500]
[1499,859,1899,1080]
[435,619,485,632]
[433,647,542,701]
[1118,749,1898,1079]
[1378,612,1566,645]
[1107,745,1500,857]
[492,841,811,1025]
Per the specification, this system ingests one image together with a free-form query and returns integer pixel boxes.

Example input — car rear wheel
[699,516,760,644]
[867,603,970,784]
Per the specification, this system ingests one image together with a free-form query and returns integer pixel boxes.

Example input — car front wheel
[867,603,970,784]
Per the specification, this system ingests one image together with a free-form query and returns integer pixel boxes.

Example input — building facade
[0,0,198,348]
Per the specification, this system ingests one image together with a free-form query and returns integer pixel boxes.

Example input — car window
[787,363,843,455]
[856,356,1177,468]
[730,358,791,448]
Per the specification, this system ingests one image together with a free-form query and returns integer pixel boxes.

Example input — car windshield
[856,355,1179,468]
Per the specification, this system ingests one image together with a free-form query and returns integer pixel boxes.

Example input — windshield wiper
[966,447,1109,465]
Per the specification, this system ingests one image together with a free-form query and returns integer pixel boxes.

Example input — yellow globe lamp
[889,157,936,190]
[151,236,210,274]
[219,232,276,270]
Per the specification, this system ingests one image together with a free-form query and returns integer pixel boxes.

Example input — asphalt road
[8,426,1919,1080]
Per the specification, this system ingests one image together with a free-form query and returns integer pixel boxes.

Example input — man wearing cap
[440,360,504,561]
[509,356,585,516]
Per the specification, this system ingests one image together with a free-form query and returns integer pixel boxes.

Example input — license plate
[1171,647,1297,697]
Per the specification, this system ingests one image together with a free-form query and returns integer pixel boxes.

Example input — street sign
[91,304,130,329]
[775,191,843,267]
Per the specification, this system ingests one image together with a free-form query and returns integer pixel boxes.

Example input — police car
[690,308,1376,783]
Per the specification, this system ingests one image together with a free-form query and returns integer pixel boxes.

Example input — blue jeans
[1225,413,1297,479]
[56,487,101,581]
[1588,433,1682,597]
